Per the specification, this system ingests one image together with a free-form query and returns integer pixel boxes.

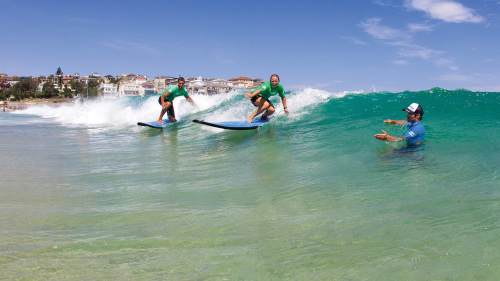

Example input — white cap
[402,103,423,115]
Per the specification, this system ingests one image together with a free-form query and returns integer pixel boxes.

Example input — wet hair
[270,74,280,81]
[178,77,185,83]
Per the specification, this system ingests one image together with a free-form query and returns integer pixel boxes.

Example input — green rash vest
[253,81,285,100]
[162,85,189,102]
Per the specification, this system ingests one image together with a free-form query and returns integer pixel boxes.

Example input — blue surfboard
[137,119,172,128]
[193,119,269,130]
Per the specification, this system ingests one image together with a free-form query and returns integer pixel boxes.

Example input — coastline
[2,98,73,111]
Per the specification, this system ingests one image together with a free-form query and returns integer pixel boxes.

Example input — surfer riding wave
[244,74,290,123]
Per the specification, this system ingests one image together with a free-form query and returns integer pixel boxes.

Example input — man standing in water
[244,74,289,123]
[375,103,426,145]
[157,77,196,124]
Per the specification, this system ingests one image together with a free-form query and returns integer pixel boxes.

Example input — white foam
[19,98,146,127]
[15,95,189,127]
[201,88,364,123]
[14,88,364,129]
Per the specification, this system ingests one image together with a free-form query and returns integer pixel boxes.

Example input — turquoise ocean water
[0,88,499,280]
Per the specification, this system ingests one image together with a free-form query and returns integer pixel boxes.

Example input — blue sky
[1,0,499,92]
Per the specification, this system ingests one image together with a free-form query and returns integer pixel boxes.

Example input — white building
[142,83,155,96]
[118,78,155,97]
[99,83,119,99]
[131,76,148,85]
[186,77,233,95]
[189,76,208,87]
[118,83,142,97]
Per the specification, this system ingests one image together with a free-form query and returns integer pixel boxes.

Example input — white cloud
[339,36,367,45]
[390,41,443,60]
[360,18,459,68]
[431,57,455,66]
[373,0,399,7]
[406,0,484,23]
[438,72,500,91]
[408,23,434,32]
[392,60,409,65]
[359,18,411,41]
[397,46,437,60]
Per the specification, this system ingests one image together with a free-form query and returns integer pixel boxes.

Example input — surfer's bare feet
[260,116,270,121]
[247,117,253,123]
[157,120,163,124]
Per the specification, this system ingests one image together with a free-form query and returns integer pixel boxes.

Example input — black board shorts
[251,95,269,106]
[158,96,175,118]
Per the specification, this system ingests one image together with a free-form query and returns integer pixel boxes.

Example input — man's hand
[375,130,389,141]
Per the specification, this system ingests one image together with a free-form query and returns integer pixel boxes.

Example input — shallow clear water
[1,88,499,280]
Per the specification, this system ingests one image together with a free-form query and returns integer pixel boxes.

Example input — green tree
[42,82,57,98]
[16,79,38,93]
[56,67,63,86]
[7,79,39,100]
[86,80,100,98]
[109,78,121,84]
[62,87,73,98]
[70,79,86,95]
[7,87,22,101]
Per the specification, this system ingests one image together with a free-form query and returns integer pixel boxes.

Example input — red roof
[229,76,252,81]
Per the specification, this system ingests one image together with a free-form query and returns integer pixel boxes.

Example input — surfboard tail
[137,119,171,128]
[193,119,268,130]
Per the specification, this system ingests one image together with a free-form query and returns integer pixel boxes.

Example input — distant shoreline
[2,98,74,111]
